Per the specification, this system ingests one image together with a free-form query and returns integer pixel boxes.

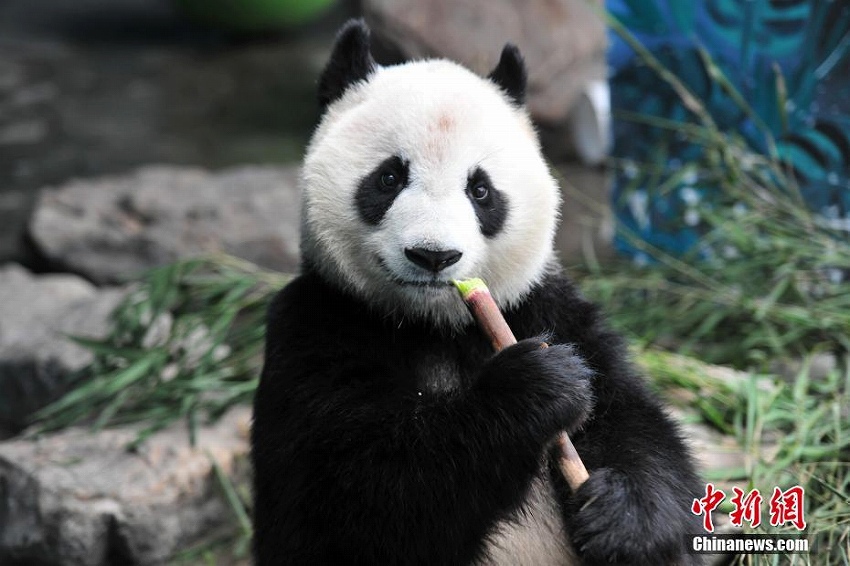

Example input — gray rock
[0,406,251,566]
[363,0,607,123]
[29,165,302,284]
[0,265,125,432]
[673,407,751,484]
[0,118,48,145]
[770,352,840,382]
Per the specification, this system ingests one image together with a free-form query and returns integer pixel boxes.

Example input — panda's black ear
[487,44,527,106]
[318,19,377,109]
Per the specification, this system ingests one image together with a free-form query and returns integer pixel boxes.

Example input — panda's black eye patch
[356,155,410,225]
[466,167,507,238]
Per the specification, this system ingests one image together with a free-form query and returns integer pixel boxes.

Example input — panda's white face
[301,28,560,328]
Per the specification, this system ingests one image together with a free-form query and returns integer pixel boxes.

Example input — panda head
[301,19,561,328]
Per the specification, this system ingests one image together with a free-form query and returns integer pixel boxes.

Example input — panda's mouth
[375,256,455,289]
[397,280,453,288]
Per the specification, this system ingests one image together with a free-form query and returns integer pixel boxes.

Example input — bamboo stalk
[453,278,590,491]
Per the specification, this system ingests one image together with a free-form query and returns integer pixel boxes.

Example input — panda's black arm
[513,271,703,562]
[560,368,703,563]
[252,275,589,565]
[556,305,700,502]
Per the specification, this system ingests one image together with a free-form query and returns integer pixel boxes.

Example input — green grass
[736,362,850,566]
[34,255,289,447]
[640,349,849,565]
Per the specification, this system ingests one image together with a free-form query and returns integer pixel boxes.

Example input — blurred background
[1,1,848,565]
[0,0,350,264]
[0,0,614,272]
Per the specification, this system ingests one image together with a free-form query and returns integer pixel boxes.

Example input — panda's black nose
[404,247,462,273]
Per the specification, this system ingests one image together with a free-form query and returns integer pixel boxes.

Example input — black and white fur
[252,19,702,565]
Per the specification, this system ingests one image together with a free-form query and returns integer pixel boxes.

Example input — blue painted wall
[607,0,850,261]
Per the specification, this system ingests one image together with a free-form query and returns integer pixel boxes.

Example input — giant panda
[252,19,702,566]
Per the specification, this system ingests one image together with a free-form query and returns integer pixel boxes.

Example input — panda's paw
[568,468,686,566]
[482,337,594,435]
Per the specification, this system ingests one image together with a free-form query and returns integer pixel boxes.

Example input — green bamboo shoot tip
[451,278,488,299]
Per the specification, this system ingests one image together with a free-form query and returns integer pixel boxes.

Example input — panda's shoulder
[512,268,630,365]
[266,271,318,329]
[265,270,382,350]
[517,269,601,326]
[267,272,347,337]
